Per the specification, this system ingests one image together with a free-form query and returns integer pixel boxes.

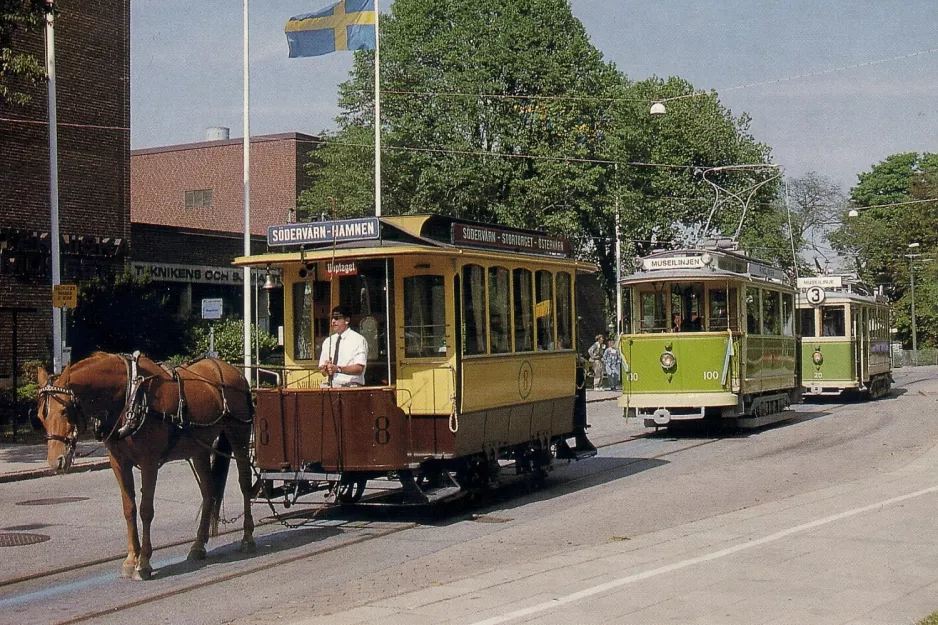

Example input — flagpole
[242,0,253,385]
[373,0,381,217]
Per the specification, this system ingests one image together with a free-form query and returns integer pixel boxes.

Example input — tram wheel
[335,478,367,503]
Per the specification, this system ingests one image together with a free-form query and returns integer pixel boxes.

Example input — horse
[35,351,256,580]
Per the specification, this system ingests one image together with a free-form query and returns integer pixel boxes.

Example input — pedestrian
[602,338,621,390]
[318,306,368,387]
[587,334,605,390]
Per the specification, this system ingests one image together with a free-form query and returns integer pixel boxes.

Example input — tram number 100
[702,371,720,381]
[625,372,639,382]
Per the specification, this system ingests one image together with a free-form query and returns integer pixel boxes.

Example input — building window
[185,189,213,209]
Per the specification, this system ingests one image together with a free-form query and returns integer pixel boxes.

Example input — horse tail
[209,432,232,537]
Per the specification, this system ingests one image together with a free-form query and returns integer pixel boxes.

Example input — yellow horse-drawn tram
[617,244,801,429]
[796,276,892,399]
[237,215,596,505]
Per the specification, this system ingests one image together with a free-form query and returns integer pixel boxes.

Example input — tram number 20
[703,371,720,381]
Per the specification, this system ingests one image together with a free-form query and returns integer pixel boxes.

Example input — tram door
[397,267,455,416]
[854,305,866,383]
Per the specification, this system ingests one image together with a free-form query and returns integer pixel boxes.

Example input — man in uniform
[318,306,368,387]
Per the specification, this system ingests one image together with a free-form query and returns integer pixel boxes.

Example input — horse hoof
[120,563,135,578]
[132,567,152,581]
[239,538,256,554]
[187,547,207,561]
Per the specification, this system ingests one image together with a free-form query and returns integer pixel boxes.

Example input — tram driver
[318,306,368,387]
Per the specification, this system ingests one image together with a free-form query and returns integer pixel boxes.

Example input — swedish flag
[285,0,376,58]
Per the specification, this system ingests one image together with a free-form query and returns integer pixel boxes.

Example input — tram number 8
[703,371,720,381]
[374,416,391,445]
[258,418,269,446]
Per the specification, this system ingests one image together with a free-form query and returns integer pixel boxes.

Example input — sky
[130,0,938,194]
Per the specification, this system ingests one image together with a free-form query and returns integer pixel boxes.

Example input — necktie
[330,334,342,386]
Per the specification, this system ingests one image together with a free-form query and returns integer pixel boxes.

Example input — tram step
[421,485,464,504]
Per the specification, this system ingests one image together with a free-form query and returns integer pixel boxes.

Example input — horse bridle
[36,383,84,460]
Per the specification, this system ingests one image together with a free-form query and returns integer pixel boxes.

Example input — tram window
[292,282,314,360]
[799,308,816,337]
[462,264,487,355]
[640,291,667,332]
[671,282,703,331]
[535,270,554,350]
[762,290,781,335]
[513,268,534,352]
[746,289,761,334]
[403,275,447,358]
[709,288,728,331]
[822,306,845,337]
[556,272,573,348]
[619,285,632,334]
[338,263,388,359]
[782,293,794,336]
[489,266,511,353]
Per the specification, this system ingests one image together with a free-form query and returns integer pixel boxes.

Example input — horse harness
[40,353,243,462]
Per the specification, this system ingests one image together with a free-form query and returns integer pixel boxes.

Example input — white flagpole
[242,0,253,385]
[44,2,63,374]
[373,0,381,217]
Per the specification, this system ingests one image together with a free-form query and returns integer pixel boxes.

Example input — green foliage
[69,268,188,361]
[299,0,788,307]
[188,319,278,364]
[0,0,47,106]
[830,152,938,348]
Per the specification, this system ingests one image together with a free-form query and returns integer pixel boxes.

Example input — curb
[0,459,111,484]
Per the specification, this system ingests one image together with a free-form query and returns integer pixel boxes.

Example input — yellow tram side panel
[458,351,575,456]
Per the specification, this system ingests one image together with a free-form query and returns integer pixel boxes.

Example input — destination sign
[267,217,380,247]
[326,261,357,276]
[749,262,788,283]
[797,276,843,289]
[451,223,569,257]
[643,256,706,271]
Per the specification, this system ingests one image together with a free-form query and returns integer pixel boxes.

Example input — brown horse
[35,351,256,580]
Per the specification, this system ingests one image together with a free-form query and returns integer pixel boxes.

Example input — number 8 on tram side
[617,245,801,429]
[236,215,597,505]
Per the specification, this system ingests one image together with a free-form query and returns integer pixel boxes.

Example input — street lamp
[908,243,919,360]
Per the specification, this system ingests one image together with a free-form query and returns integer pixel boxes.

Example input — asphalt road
[3,366,938,625]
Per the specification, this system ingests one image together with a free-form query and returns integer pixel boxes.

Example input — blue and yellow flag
[285,0,376,58]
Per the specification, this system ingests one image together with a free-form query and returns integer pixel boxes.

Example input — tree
[299,0,788,307]
[0,0,46,106]
[830,152,938,348]
[69,269,189,361]
[782,172,844,272]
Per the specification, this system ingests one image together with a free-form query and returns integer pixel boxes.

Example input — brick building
[130,131,318,333]
[0,0,130,382]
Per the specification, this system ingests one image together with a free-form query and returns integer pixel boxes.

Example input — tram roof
[234,214,596,271]
[619,247,794,289]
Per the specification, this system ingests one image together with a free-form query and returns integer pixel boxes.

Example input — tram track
[0,431,778,625]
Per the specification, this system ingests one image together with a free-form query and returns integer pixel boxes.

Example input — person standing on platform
[602,338,622,391]
[318,306,368,387]
[587,334,605,390]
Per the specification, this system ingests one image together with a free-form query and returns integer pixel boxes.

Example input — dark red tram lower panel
[254,387,453,472]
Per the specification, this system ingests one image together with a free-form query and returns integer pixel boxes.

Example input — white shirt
[319,328,368,387]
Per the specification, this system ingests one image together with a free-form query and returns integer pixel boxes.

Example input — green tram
[617,246,800,429]
[797,277,892,399]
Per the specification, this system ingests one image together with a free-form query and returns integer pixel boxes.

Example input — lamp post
[44,0,63,373]
[904,243,932,364]
[908,243,919,361]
